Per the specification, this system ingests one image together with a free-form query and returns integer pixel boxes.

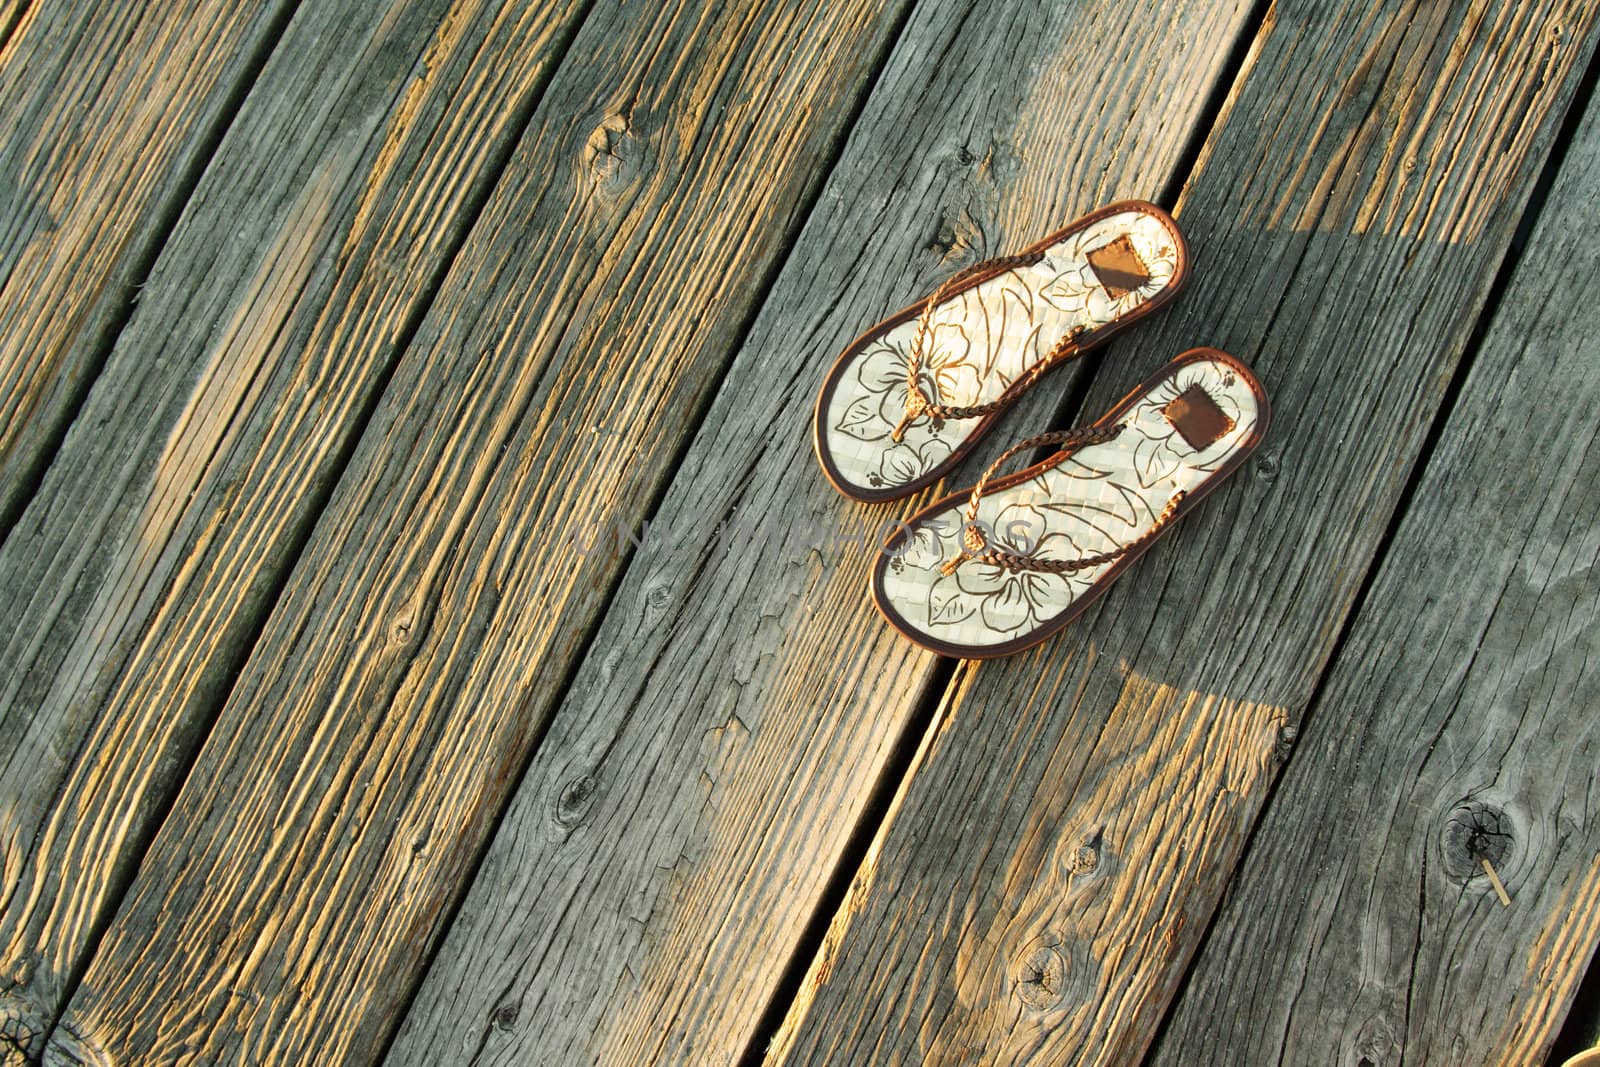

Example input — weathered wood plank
[0,2,29,53]
[0,0,594,1059]
[0,0,295,536]
[382,1,1260,1064]
[764,2,1600,1065]
[1151,77,1600,1067]
[41,1,915,1063]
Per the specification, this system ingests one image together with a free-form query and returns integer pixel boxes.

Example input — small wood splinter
[1481,856,1512,907]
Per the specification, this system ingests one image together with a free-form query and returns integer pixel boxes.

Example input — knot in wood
[1013,943,1069,1010]
[489,1001,519,1032]
[644,581,673,617]
[1441,800,1515,881]
[584,111,637,187]
[1011,932,1095,1014]
[0,997,45,1063]
[553,773,598,831]
[1066,827,1105,878]
[1274,723,1297,762]
[926,215,959,258]
[387,604,418,647]
[1349,1013,1399,1067]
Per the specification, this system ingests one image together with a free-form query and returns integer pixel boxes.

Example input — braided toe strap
[889,252,1088,442]
[938,424,1187,577]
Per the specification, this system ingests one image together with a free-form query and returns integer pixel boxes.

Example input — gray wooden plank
[761,2,1600,1064]
[0,2,28,52]
[0,0,593,1060]
[1150,75,1600,1067]
[0,0,296,537]
[381,0,1260,1063]
[38,0,916,1063]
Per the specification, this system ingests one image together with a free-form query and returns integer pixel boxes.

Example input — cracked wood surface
[1151,73,1600,1067]
[383,0,1261,1063]
[38,0,915,1062]
[765,1,1600,1064]
[0,0,1596,1061]
[0,0,295,537]
[0,0,592,1058]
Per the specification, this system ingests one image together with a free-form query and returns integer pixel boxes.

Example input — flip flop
[872,349,1268,658]
[814,200,1188,502]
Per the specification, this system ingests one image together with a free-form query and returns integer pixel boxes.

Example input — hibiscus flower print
[923,504,1090,633]
[869,434,952,490]
[817,208,1188,496]
[1124,361,1243,488]
[871,350,1263,653]
[883,515,953,574]
[831,322,979,444]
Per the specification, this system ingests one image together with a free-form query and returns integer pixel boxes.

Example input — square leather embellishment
[1163,384,1234,451]
[1086,235,1151,298]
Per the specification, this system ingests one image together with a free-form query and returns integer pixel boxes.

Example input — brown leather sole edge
[869,347,1270,659]
[813,199,1190,503]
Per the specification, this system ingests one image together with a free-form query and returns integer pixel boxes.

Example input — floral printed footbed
[873,352,1267,656]
[816,204,1184,499]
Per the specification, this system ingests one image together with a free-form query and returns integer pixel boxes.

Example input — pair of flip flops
[813,201,1269,658]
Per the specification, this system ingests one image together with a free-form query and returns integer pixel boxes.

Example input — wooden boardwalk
[0,0,1597,1062]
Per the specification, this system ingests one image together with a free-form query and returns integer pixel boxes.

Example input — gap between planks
[366,0,923,1059]
[764,1,1600,1063]
[0,0,32,56]
[381,0,1270,1062]
[1149,35,1600,1062]
[0,0,605,1058]
[0,0,306,544]
[1143,34,1600,1065]
[742,0,1279,1056]
[35,0,933,1063]
[34,0,608,1059]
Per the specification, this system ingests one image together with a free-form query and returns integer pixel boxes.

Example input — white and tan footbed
[815,200,1187,501]
[873,350,1269,658]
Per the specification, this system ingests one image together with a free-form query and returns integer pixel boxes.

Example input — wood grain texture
[42,0,914,1063]
[766,2,1600,1064]
[0,0,592,1059]
[0,1,29,53]
[383,0,1260,1063]
[0,0,294,536]
[1151,77,1600,1067]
